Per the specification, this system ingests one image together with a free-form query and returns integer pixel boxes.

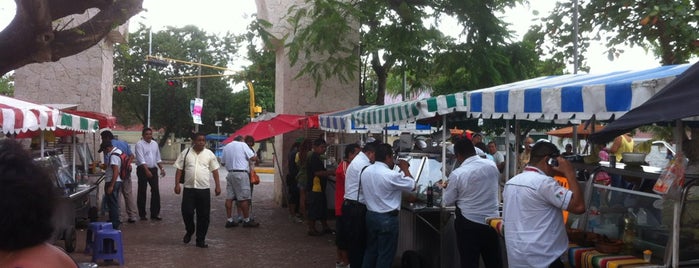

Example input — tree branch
[0,0,144,76]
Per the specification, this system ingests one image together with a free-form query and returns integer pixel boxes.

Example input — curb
[254,167,275,174]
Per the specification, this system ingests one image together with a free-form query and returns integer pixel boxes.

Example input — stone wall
[256,0,360,205]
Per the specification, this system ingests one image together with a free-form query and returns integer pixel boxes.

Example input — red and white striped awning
[0,95,60,134]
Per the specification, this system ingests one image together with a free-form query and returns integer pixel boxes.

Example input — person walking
[503,140,585,268]
[221,134,259,228]
[99,141,123,229]
[135,127,165,221]
[100,130,137,223]
[341,141,378,268]
[0,139,78,267]
[174,133,221,248]
[442,138,502,268]
[361,143,414,268]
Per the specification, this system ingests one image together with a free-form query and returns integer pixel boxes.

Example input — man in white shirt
[503,140,585,268]
[341,142,377,268]
[442,138,502,268]
[99,141,123,229]
[221,136,259,227]
[361,143,414,268]
[135,128,165,221]
[174,133,221,248]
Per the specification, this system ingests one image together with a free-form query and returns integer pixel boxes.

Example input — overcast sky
[0,0,667,74]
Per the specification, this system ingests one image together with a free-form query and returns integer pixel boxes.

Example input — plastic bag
[653,153,685,199]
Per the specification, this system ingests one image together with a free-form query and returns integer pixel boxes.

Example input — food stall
[0,96,102,252]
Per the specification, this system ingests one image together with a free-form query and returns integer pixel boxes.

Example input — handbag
[179,148,191,184]
[250,169,260,185]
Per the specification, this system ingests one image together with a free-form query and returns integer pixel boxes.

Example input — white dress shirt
[442,155,499,224]
[503,166,573,268]
[343,151,371,202]
[173,148,220,189]
[221,141,255,171]
[135,139,162,168]
[360,161,414,213]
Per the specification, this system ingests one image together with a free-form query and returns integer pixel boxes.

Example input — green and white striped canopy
[58,112,99,133]
[352,92,467,128]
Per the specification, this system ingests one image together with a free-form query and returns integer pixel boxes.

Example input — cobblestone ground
[65,166,336,268]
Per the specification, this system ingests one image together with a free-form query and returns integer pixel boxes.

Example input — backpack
[111,151,133,180]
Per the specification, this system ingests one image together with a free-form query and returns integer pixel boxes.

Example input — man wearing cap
[101,130,137,223]
[503,140,585,268]
[100,141,123,229]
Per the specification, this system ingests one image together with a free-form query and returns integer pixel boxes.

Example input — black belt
[229,169,248,173]
[343,199,365,207]
[381,210,399,217]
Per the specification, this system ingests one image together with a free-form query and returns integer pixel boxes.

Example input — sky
[0,0,668,75]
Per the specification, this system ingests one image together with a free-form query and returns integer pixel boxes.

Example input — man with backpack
[99,141,123,229]
[101,130,137,223]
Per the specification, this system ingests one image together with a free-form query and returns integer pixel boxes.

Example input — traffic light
[146,57,169,68]
[114,85,126,92]
[166,80,181,87]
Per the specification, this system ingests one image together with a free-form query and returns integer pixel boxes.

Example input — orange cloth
[553,175,570,223]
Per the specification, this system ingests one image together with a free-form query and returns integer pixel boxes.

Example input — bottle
[426,180,434,207]
[609,155,616,168]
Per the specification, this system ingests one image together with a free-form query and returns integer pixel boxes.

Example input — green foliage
[0,74,13,96]
[536,0,698,67]
[113,25,242,138]
[277,0,559,104]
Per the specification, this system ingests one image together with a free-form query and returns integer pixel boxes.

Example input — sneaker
[242,219,260,228]
[225,220,238,228]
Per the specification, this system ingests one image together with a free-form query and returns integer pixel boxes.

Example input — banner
[191,98,203,125]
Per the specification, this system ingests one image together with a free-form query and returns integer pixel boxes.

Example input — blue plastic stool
[85,222,113,254]
[91,229,124,265]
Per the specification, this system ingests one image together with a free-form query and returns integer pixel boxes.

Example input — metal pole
[195,59,202,132]
[147,29,152,128]
[573,0,579,74]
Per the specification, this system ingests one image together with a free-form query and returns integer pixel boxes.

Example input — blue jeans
[105,181,122,229]
[362,210,399,268]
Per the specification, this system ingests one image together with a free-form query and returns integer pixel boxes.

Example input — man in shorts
[221,136,259,227]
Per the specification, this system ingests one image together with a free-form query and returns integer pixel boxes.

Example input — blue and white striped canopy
[467,64,691,121]
[352,92,467,128]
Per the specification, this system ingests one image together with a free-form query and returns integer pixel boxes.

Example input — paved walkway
[67,165,336,267]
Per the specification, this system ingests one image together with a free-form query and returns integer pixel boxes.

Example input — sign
[214,121,222,127]
[191,98,203,125]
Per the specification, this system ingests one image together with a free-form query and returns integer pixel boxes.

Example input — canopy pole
[505,119,511,180]
[272,141,288,208]
[572,124,578,154]
[72,131,77,180]
[671,120,683,268]
[441,115,446,181]
[515,120,521,174]
[40,131,45,157]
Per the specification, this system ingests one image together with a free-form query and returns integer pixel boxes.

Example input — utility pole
[195,58,202,132]
[147,29,152,128]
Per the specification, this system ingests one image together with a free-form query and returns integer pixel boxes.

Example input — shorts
[226,171,251,200]
[307,191,327,220]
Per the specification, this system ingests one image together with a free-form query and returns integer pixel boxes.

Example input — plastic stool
[91,229,124,265]
[85,222,113,254]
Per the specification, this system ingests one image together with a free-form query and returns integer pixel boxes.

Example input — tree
[0,0,144,76]
[0,74,13,96]
[272,0,560,105]
[535,0,698,69]
[113,25,240,142]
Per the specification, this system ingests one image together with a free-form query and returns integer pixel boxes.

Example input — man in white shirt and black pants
[360,143,414,268]
[442,137,502,268]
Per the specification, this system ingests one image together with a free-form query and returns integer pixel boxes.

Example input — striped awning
[0,95,59,133]
[467,64,691,121]
[58,112,100,133]
[318,105,376,133]
[352,92,467,128]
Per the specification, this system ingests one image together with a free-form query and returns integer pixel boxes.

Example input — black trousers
[137,166,160,218]
[341,200,367,268]
[454,213,503,268]
[181,188,211,243]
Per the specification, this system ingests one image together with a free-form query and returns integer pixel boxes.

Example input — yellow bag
[312,176,322,192]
